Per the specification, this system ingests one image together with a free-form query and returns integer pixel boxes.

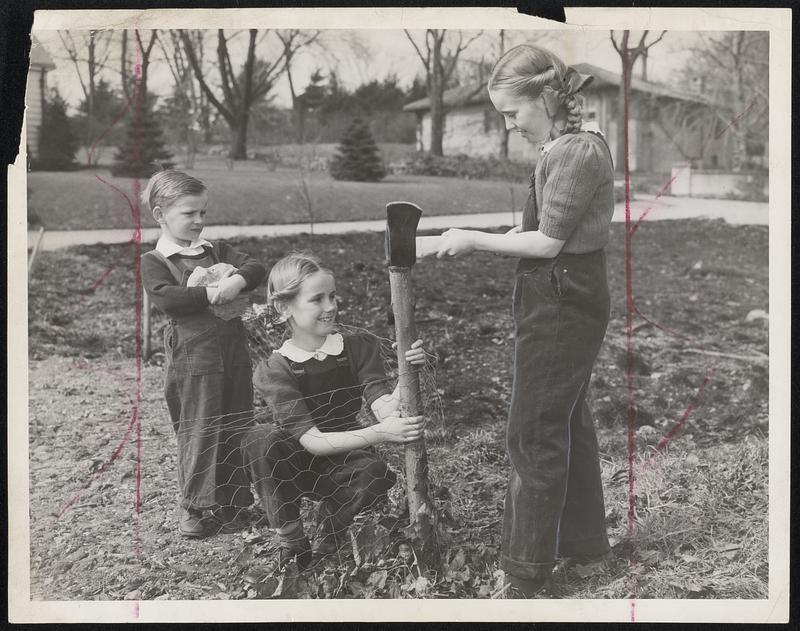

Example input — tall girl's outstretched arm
[436,227,566,259]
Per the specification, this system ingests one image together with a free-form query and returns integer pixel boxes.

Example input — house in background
[403,62,735,174]
[26,37,57,161]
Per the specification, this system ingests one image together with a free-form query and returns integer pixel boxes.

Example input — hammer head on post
[385,201,423,268]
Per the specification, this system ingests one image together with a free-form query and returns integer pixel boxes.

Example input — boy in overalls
[140,170,266,538]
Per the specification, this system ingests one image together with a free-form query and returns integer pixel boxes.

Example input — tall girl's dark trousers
[501,250,611,581]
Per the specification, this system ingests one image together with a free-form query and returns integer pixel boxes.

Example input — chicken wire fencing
[147,297,445,568]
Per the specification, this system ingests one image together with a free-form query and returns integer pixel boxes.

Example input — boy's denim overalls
[151,248,255,512]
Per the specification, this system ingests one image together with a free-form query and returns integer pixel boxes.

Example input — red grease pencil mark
[621,68,755,617]
[631,99,757,236]
[130,31,145,572]
[53,32,146,618]
[632,304,715,457]
[84,98,132,167]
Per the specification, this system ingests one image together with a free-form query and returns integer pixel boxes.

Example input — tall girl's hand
[436,228,478,258]
[506,225,523,235]
[377,415,425,443]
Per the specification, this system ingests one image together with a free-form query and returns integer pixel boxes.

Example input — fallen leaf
[448,548,466,571]
[414,576,429,596]
[367,569,388,590]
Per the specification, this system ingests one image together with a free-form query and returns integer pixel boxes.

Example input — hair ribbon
[541,66,594,117]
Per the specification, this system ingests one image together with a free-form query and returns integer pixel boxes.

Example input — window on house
[584,108,598,122]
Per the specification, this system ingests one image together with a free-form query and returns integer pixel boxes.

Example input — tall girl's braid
[562,93,583,134]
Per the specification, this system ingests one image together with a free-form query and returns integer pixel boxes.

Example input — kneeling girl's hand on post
[391,338,428,366]
[378,415,425,443]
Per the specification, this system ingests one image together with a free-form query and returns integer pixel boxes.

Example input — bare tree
[55,30,114,164]
[157,30,213,166]
[180,29,284,159]
[610,30,667,172]
[649,96,718,165]
[274,29,323,144]
[404,29,483,156]
[687,32,769,171]
[120,30,160,103]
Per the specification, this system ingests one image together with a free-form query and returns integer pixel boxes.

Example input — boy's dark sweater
[141,240,266,318]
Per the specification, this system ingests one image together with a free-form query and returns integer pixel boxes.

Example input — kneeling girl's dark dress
[501,129,614,582]
[243,332,397,534]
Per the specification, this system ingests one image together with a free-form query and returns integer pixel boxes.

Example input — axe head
[385,201,423,267]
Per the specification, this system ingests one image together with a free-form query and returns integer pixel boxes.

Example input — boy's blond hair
[140,169,207,214]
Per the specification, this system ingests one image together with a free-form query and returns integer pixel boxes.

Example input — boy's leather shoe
[179,507,207,538]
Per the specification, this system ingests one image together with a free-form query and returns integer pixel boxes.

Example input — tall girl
[431,44,614,596]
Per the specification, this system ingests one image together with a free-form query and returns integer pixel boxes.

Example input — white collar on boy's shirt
[277,333,344,362]
[156,235,213,257]
[541,121,604,155]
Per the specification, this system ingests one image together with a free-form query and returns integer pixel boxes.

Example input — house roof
[403,61,712,112]
[571,63,712,106]
[30,37,56,71]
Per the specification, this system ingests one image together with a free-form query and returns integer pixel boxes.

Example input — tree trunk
[228,29,257,160]
[230,117,249,159]
[86,31,97,165]
[615,32,631,173]
[194,32,214,144]
[429,33,445,157]
[731,32,747,171]
[498,30,510,160]
[640,49,648,81]
[500,128,509,159]
[284,50,305,144]
[121,30,129,101]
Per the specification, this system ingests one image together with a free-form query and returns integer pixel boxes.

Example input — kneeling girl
[244,253,425,571]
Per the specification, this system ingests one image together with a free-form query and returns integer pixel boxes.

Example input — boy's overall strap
[207,242,221,265]
[145,249,184,285]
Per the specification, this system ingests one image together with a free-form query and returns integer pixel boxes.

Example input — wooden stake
[389,265,440,570]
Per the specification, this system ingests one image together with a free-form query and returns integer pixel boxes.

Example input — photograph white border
[8,6,791,623]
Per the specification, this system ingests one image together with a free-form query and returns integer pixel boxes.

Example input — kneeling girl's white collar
[277,333,344,362]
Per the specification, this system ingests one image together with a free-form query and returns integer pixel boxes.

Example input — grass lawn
[27,161,529,231]
[27,218,768,600]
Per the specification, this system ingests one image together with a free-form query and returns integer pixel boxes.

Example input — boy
[140,169,266,538]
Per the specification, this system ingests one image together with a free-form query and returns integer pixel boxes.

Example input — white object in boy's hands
[187,262,250,320]
[416,236,444,259]
[186,262,237,288]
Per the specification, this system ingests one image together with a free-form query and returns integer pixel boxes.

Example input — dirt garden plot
[27,219,769,599]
